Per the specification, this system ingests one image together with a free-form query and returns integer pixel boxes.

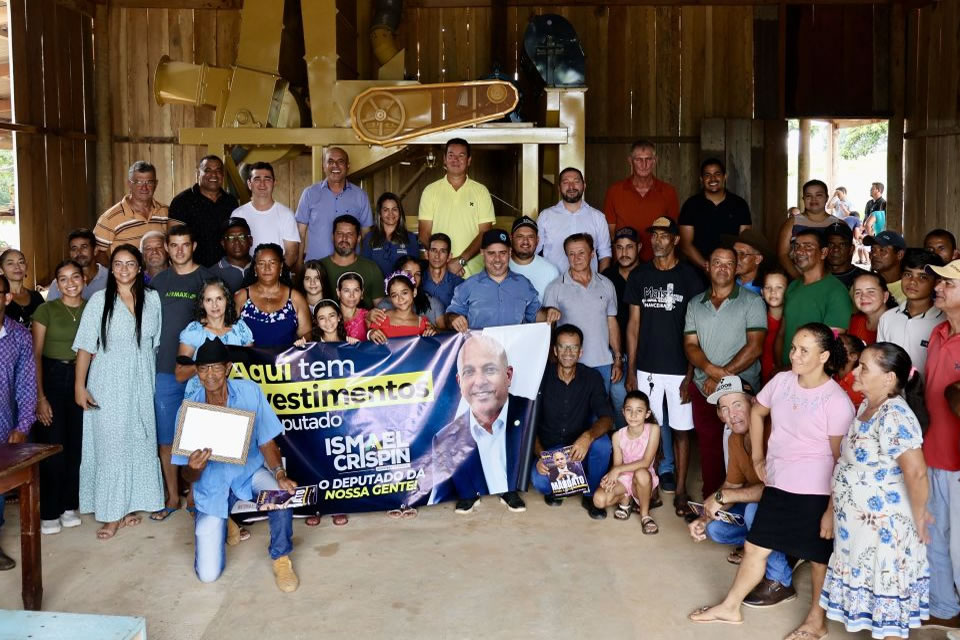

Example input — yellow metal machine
[154,0,584,217]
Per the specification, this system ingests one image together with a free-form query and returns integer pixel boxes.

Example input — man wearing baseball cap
[824,221,869,289]
[864,230,906,303]
[536,167,612,273]
[508,216,559,301]
[920,258,960,628]
[446,228,560,332]
[731,228,772,295]
[687,376,796,608]
[624,216,704,507]
[209,217,253,293]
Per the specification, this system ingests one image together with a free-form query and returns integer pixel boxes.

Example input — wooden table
[0,443,62,611]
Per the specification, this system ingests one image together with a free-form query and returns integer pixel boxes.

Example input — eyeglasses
[555,344,580,352]
[130,180,157,187]
[224,234,249,242]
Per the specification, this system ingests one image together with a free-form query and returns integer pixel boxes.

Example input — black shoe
[0,546,15,571]
[499,491,526,512]
[786,555,804,572]
[920,614,960,630]
[454,496,479,514]
[543,494,564,507]
[660,471,676,493]
[743,578,797,608]
[582,495,607,520]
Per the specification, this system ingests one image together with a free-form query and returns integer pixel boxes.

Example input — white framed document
[172,401,256,465]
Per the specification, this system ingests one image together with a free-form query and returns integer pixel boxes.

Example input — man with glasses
[94,161,181,264]
[678,159,752,273]
[210,218,253,293]
[296,147,372,263]
[169,155,239,267]
[232,162,300,271]
[775,229,852,365]
[603,140,679,263]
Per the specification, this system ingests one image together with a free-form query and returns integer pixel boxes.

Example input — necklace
[62,300,83,323]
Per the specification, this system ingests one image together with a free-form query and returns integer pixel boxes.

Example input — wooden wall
[902,0,960,244]
[106,4,755,228]
[9,0,94,286]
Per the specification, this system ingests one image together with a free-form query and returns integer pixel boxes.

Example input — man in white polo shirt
[536,167,611,274]
[232,162,300,270]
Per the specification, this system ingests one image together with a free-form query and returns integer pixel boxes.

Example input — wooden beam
[94,0,241,8]
[54,0,95,16]
[94,2,113,214]
[408,0,916,6]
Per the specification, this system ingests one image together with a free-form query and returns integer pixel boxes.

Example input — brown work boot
[742,578,797,608]
[272,555,299,593]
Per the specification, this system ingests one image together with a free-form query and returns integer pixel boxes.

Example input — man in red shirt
[921,258,960,629]
[603,140,679,263]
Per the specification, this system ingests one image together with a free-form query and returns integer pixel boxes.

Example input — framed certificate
[172,401,256,465]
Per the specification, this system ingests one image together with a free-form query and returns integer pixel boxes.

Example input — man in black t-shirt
[602,226,641,427]
[825,221,868,289]
[625,216,704,508]
[169,156,240,268]
[863,181,887,235]
[678,158,752,272]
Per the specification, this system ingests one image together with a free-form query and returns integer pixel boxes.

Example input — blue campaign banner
[230,324,551,513]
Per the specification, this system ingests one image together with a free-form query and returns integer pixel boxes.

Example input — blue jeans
[658,424,674,475]
[154,373,187,446]
[609,377,627,428]
[593,364,612,396]
[194,468,293,583]
[530,434,612,496]
[927,467,960,618]
[706,502,792,586]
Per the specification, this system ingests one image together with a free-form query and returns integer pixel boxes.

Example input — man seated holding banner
[686,375,796,608]
[530,324,613,519]
[424,333,534,515]
[445,229,561,331]
[173,338,300,593]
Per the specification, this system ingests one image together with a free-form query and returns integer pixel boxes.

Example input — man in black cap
[825,221,869,289]
[731,229,770,295]
[173,338,300,592]
[209,217,253,293]
[602,226,642,427]
[446,229,560,332]
[508,216,559,301]
[865,230,907,303]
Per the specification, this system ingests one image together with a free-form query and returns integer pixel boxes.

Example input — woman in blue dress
[361,192,420,276]
[821,342,932,638]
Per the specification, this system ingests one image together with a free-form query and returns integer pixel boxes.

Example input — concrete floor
[0,496,947,640]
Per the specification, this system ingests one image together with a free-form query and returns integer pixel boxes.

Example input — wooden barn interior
[3,0,958,284]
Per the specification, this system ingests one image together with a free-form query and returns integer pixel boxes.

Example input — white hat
[706,375,756,405]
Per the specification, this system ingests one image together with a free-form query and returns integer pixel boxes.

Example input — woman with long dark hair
[72,244,164,539]
[31,260,87,534]
[690,323,855,639]
[1,248,44,327]
[821,341,931,638]
[361,192,420,276]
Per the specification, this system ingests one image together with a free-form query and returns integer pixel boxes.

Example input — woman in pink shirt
[689,322,854,640]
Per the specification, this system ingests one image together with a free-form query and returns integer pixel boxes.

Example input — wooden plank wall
[903,0,960,245]
[9,0,94,286]
[107,4,756,226]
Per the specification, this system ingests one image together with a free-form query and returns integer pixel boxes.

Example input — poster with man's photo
[540,446,589,496]
[228,324,550,514]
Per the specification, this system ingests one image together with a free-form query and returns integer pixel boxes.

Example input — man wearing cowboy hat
[174,338,300,592]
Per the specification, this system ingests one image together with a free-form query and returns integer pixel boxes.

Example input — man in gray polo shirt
[683,245,766,499]
[542,232,621,392]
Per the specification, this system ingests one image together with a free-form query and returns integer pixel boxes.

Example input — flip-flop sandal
[688,606,744,625]
[640,516,659,535]
[149,507,179,522]
[332,514,349,526]
[123,514,142,527]
[727,547,744,565]
[614,504,632,520]
[186,506,198,518]
[401,507,418,519]
[783,630,828,640]
[305,515,322,526]
[674,495,695,519]
[387,509,404,520]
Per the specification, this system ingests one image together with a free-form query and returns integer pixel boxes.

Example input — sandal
[96,519,125,540]
[614,504,632,520]
[149,507,179,522]
[674,495,696,521]
[640,515,659,535]
[727,547,744,565]
[650,491,663,510]
[332,513,349,526]
[387,507,418,520]
[123,514,142,527]
[305,514,322,527]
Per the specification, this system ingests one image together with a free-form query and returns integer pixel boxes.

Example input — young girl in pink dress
[593,391,661,534]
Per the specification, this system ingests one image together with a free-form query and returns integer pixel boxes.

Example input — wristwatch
[714,488,725,506]
[458,257,467,267]
[270,465,286,479]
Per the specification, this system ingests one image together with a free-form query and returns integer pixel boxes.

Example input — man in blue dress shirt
[445,229,560,331]
[174,339,300,592]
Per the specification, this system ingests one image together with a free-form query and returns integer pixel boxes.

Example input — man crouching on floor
[174,338,299,592]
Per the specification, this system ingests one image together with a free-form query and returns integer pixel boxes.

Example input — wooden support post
[94,3,113,215]
[825,121,838,190]
[797,118,812,206]
[887,1,905,235]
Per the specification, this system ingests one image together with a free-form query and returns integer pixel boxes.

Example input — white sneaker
[59,511,82,528]
[41,519,62,535]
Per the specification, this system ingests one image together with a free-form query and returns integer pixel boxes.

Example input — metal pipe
[370,0,403,65]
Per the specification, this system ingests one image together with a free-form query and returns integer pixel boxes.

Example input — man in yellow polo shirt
[418,138,495,277]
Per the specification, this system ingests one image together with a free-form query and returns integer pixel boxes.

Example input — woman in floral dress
[821,341,932,638]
